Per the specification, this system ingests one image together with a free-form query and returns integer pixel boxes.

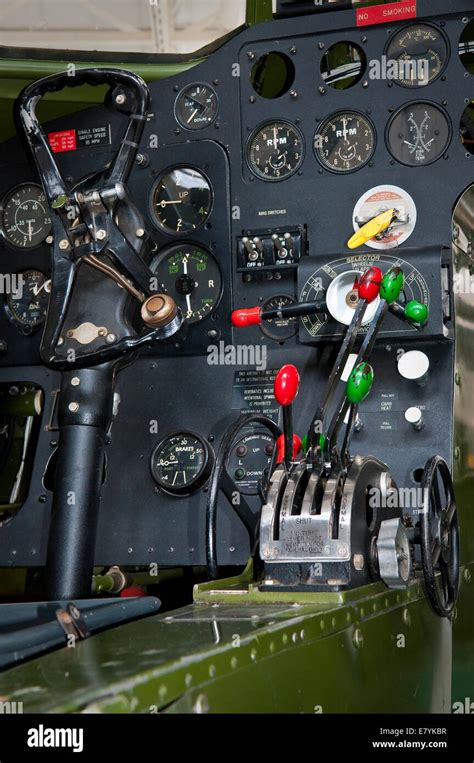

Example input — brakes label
[356,1,416,27]
[48,125,111,153]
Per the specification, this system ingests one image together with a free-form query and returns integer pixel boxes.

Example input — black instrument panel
[0,0,471,568]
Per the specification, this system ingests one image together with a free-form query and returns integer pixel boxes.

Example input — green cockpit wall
[0,0,274,145]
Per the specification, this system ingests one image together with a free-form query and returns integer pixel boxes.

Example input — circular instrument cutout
[320,41,366,89]
[250,52,296,99]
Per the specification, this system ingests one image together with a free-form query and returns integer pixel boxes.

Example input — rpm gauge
[151,432,213,496]
[150,244,222,324]
[151,167,212,234]
[314,111,376,173]
[5,270,50,333]
[247,121,304,181]
[387,102,451,166]
[1,184,51,249]
[386,24,449,88]
[175,84,218,130]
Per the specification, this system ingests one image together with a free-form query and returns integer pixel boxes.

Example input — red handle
[274,364,300,407]
[358,266,382,304]
[232,307,263,327]
[276,434,302,465]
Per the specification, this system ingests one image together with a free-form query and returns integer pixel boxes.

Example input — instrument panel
[0,0,472,568]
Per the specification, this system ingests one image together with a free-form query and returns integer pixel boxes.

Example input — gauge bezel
[149,242,223,325]
[0,182,52,251]
[384,22,450,90]
[313,110,377,175]
[385,100,453,167]
[149,165,214,236]
[174,82,219,131]
[4,269,49,334]
[246,119,305,182]
[150,431,214,497]
[260,294,299,341]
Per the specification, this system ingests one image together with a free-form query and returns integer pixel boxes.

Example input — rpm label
[352,185,417,250]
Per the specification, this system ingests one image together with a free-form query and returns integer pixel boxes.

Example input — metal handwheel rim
[420,456,460,618]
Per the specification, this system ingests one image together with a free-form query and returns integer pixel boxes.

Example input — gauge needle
[273,127,279,151]
[159,200,183,208]
[187,108,199,124]
[28,221,33,241]
[31,279,51,297]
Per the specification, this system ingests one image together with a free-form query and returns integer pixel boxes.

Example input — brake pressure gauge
[151,432,213,496]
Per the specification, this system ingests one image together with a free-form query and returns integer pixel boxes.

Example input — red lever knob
[358,266,382,304]
[232,307,262,327]
[276,434,302,465]
[274,365,300,407]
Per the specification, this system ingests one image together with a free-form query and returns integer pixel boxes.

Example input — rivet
[71,377,80,387]
[403,609,411,627]
[353,629,364,649]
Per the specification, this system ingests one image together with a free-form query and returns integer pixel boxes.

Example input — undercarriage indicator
[356,1,417,28]
[48,125,111,153]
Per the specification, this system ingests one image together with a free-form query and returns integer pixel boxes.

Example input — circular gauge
[150,244,222,324]
[247,121,304,181]
[386,24,449,88]
[151,432,213,496]
[300,253,429,340]
[314,111,376,173]
[260,295,298,341]
[6,270,50,333]
[175,84,218,130]
[1,184,51,250]
[151,167,212,235]
[227,431,275,496]
[387,102,451,166]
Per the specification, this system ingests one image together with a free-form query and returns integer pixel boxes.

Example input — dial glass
[151,167,212,235]
[260,295,298,341]
[386,24,448,88]
[314,112,376,173]
[175,84,218,130]
[150,244,222,324]
[247,121,304,181]
[6,270,50,331]
[387,102,451,166]
[151,433,212,495]
[1,184,51,249]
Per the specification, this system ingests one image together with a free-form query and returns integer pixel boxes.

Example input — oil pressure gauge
[151,432,213,496]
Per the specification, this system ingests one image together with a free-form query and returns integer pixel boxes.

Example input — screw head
[106,333,117,344]
[71,377,81,387]
[59,239,69,250]
[136,228,145,238]
[68,402,79,413]
[115,93,126,105]
[96,229,107,241]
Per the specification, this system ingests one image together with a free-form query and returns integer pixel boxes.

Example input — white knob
[398,351,430,381]
[405,407,424,431]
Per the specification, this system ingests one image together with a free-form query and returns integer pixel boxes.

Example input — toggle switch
[272,234,288,260]
[405,407,425,431]
[397,351,430,385]
[242,237,259,262]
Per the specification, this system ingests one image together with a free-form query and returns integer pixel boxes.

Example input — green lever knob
[380,267,404,304]
[404,300,429,327]
[347,362,374,404]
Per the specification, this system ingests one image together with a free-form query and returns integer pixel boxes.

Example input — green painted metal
[451,185,474,704]
[380,268,404,304]
[347,362,374,405]
[246,0,274,26]
[405,300,429,326]
[0,568,452,713]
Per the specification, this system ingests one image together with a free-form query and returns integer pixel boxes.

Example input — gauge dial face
[151,432,213,496]
[387,102,451,166]
[151,244,222,324]
[175,84,218,130]
[386,24,448,88]
[314,112,376,173]
[151,167,212,234]
[299,254,429,340]
[260,295,298,341]
[247,121,304,181]
[1,184,51,249]
[6,270,50,332]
